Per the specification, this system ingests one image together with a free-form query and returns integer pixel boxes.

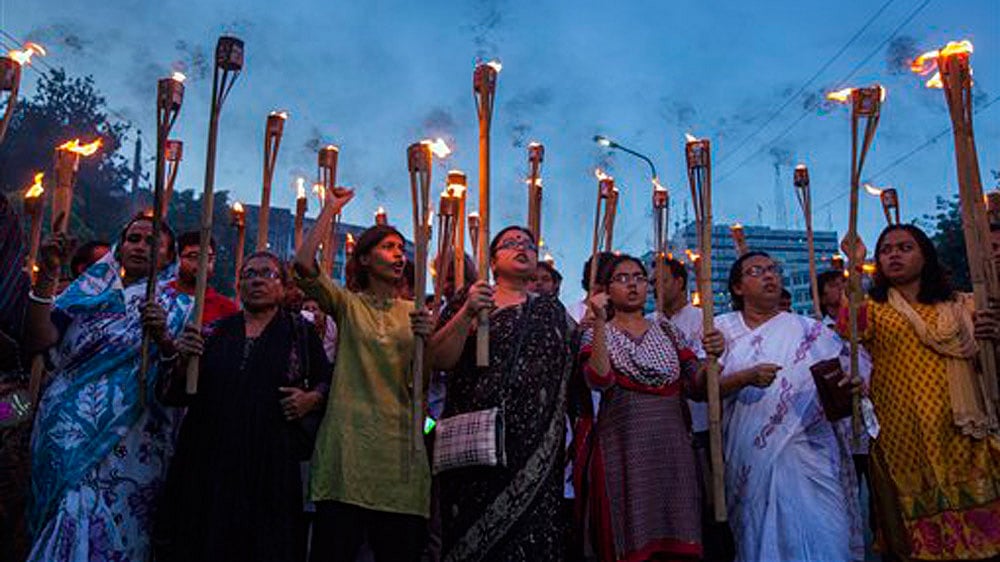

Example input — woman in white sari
[715,251,863,562]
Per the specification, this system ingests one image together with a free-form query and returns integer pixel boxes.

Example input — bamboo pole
[588,174,615,295]
[162,139,183,219]
[449,171,468,290]
[231,203,246,295]
[22,174,45,278]
[526,142,544,239]
[793,165,822,320]
[473,61,500,367]
[685,134,726,523]
[318,146,340,276]
[187,36,244,395]
[433,193,458,314]
[653,187,669,317]
[407,142,433,455]
[257,111,287,251]
[879,188,900,225]
[0,56,22,146]
[729,223,748,257]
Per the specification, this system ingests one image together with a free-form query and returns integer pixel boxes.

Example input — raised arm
[294,189,354,278]
[584,294,613,389]
[24,234,70,353]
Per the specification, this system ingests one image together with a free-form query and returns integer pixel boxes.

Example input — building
[662,222,840,315]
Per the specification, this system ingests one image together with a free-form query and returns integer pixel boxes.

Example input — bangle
[159,351,179,362]
[28,290,55,305]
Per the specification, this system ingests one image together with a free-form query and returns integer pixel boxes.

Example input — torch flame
[270,110,289,119]
[826,87,854,103]
[8,42,45,66]
[594,168,611,181]
[232,201,244,213]
[422,138,452,159]
[911,41,974,89]
[684,133,699,143]
[296,177,306,199]
[485,60,502,73]
[685,249,700,262]
[863,183,884,196]
[313,182,326,205]
[652,177,666,192]
[524,177,543,187]
[24,172,44,198]
[731,222,743,230]
[171,71,187,83]
[57,138,103,157]
[376,206,386,216]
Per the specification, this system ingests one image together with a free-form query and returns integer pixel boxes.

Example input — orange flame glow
[594,168,611,181]
[296,177,306,199]
[171,71,187,83]
[827,86,887,103]
[485,60,502,73]
[270,110,289,120]
[8,42,45,66]
[57,138,103,157]
[912,40,974,89]
[524,177,543,187]
[232,201,245,213]
[731,222,743,230]
[313,182,326,206]
[422,138,452,159]
[684,133,699,143]
[863,183,884,196]
[24,172,44,198]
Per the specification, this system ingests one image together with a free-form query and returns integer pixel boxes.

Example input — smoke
[465,0,506,59]
[25,23,91,54]
[886,36,920,75]
[504,87,553,148]
[659,99,697,129]
[173,40,210,82]
[303,127,328,155]
[767,146,793,168]
[421,107,458,137]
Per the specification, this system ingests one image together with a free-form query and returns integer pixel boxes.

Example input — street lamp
[593,134,658,183]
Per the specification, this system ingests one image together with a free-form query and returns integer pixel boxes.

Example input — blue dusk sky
[2,0,997,297]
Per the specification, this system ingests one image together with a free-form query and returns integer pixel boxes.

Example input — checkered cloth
[432,407,504,475]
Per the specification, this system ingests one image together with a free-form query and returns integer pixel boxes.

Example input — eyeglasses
[742,264,783,278]
[180,252,216,261]
[496,239,538,252]
[240,268,281,281]
[611,272,648,285]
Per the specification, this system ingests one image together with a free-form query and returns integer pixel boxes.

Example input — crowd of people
[2,183,1000,562]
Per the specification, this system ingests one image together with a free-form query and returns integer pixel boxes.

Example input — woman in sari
[155,251,331,561]
[844,225,1000,560]
[430,225,572,561]
[580,254,723,561]
[293,189,434,562]
[25,214,190,561]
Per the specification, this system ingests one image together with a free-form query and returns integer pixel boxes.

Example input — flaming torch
[187,35,244,395]
[375,206,388,227]
[257,111,288,251]
[163,139,183,218]
[588,170,618,293]
[794,165,822,319]
[448,170,468,290]
[468,212,480,265]
[52,138,102,235]
[317,145,340,275]
[231,201,246,294]
[684,132,726,522]
[653,184,670,315]
[912,39,998,403]
[827,83,884,439]
[526,142,545,239]
[864,183,900,225]
[0,42,44,145]
[407,138,450,455]
[345,232,356,260]
[473,59,500,367]
[433,190,459,314]
[138,70,186,403]
[22,173,45,278]
[294,178,307,252]
[729,223,747,256]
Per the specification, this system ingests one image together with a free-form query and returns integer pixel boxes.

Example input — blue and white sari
[28,252,190,561]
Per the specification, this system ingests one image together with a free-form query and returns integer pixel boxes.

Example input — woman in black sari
[430,226,572,561]
[156,251,331,562]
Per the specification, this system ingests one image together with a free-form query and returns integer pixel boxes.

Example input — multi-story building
[659,222,840,315]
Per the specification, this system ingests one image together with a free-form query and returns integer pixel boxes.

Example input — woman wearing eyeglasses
[156,251,331,562]
[25,213,190,562]
[577,253,722,562]
[429,225,572,561]
[715,251,863,561]
[292,189,434,562]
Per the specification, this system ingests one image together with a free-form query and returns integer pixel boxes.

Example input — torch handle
[455,196,466,290]
[0,67,20,146]
[25,212,43,279]
[476,121,491,368]
[233,225,246,296]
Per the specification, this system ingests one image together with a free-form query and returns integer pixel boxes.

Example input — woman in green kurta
[294,189,434,562]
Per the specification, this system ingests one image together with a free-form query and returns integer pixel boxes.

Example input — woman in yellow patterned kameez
[844,224,1000,561]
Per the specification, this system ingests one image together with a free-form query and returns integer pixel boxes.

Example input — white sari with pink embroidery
[715,311,863,562]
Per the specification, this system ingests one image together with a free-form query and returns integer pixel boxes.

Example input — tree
[923,195,971,291]
[0,68,134,243]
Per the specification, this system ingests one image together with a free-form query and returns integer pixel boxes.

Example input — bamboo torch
[375,206,388,227]
[187,35,244,395]
[863,183,901,226]
[294,178,307,252]
[407,140,434,457]
[685,132,726,522]
[604,184,620,252]
[729,223,748,256]
[318,145,340,275]
[138,71,185,404]
[433,191,459,314]
[987,191,1000,228]
[0,42,44,145]
[653,185,669,316]
[22,173,45,278]
[258,111,288,251]
[912,40,998,406]
[793,165,822,320]
[468,212,480,266]
[826,84,884,440]
[231,201,246,294]
[448,170,468,290]
[526,142,544,239]
[473,59,501,367]
[162,139,183,219]
[588,170,616,293]
[52,138,102,236]
[345,232,356,260]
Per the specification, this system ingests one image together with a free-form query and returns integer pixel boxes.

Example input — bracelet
[159,351,179,362]
[28,290,55,305]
